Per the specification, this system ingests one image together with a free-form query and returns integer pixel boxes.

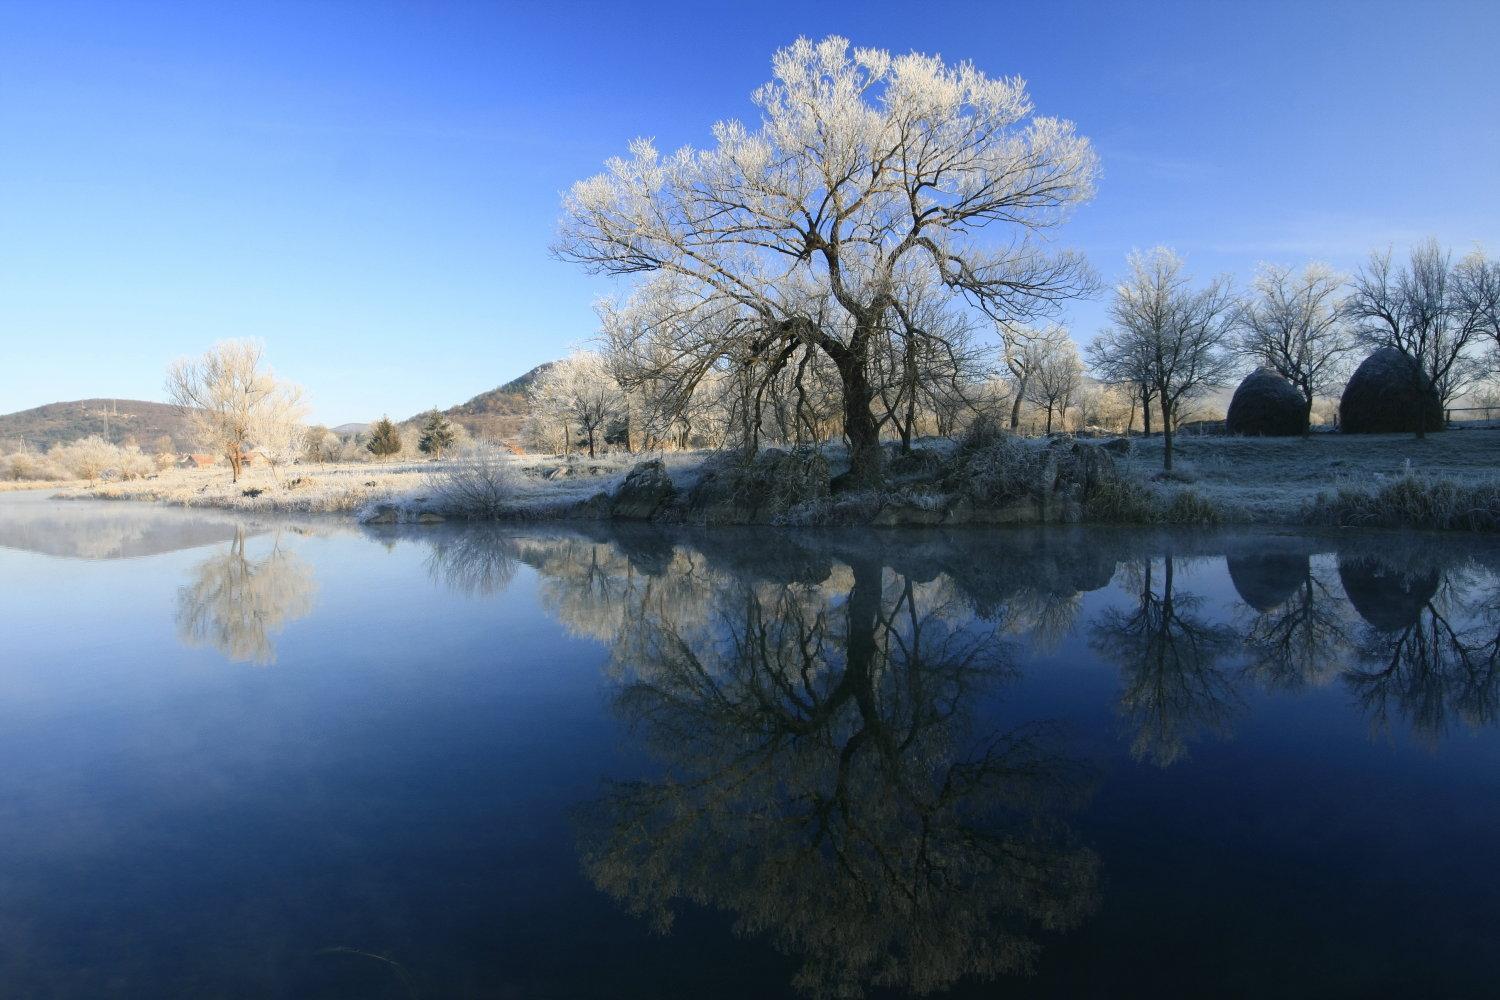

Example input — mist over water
[3,495,1499,998]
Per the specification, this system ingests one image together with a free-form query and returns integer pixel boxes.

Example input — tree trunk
[1159,396,1174,471]
[836,351,882,489]
[1044,405,1054,435]
[1302,394,1314,438]
[587,427,597,458]
[1009,377,1027,430]
[1141,387,1152,438]
[1414,376,1427,440]
[228,449,242,483]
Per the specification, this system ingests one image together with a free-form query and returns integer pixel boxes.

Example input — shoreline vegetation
[49,426,1500,533]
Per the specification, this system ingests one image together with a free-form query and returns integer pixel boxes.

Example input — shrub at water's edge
[1307,473,1500,531]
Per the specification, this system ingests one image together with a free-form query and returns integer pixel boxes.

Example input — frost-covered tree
[1026,332,1083,434]
[302,425,339,463]
[166,339,303,483]
[556,35,1098,486]
[48,435,120,483]
[418,409,457,458]
[1344,240,1490,437]
[1086,324,1157,437]
[1000,324,1070,431]
[1092,249,1236,470]
[251,380,309,482]
[1235,262,1354,435]
[530,351,625,458]
[366,416,402,457]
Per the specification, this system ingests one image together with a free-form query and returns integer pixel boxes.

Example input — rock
[1227,367,1307,436]
[609,459,676,520]
[685,449,830,524]
[360,503,399,525]
[1101,437,1133,455]
[416,512,446,523]
[572,491,612,520]
[1340,348,1444,434]
[887,446,942,480]
[871,503,945,527]
[1062,441,1117,497]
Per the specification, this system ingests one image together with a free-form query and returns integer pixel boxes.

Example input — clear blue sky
[3,0,1496,424]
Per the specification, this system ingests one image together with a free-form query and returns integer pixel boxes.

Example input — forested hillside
[0,399,195,451]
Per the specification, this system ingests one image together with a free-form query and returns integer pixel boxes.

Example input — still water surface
[2,492,1499,998]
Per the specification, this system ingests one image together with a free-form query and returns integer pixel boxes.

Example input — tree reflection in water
[1235,552,1352,692]
[553,539,1099,998]
[422,525,520,596]
[1090,556,1240,767]
[175,529,317,664]
[394,526,1500,994]
[1340,555,1500,743]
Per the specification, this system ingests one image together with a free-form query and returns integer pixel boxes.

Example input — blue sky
[3,0,1497,424]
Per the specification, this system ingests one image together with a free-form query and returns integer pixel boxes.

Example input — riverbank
[50,428,1500,532]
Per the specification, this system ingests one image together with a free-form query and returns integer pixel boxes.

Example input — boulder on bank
[608,459,677,520]
[685,448,831,524]
[1227,368,1307,436]
[1339,348,1444,434]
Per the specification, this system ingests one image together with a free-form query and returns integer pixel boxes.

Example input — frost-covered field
[50,429,1500,529]
[55,452,713,518]
[1119,429,1500,521]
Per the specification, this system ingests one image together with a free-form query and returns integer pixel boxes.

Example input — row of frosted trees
[531,237,1500,473]
[545,35,1499,477]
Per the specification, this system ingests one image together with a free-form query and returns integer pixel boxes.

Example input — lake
[2,491,1498,999]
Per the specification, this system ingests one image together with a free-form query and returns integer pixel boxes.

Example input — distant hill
[0,399,197,452]
[329,422,370,437]
[404,362,555,443]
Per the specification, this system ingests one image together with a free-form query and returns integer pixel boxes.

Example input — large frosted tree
[166,339,305,483]
[555,35,1098,486]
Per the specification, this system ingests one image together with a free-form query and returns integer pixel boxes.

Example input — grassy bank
[53,428,1500,532]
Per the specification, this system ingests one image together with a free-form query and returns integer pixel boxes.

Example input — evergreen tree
[366,416,402,457]
[418,408,456,457]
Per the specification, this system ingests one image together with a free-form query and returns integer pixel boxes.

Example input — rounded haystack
[1226,368,1307,436]
[1339,348,1444,434]
[1338,556,1439,631]
[1227,552,1310,612]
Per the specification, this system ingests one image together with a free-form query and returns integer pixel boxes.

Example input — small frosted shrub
[944,433,1046,506]
[428,445,517,519]
[3,451,64,481]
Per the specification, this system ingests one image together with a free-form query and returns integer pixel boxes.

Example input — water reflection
[175,529,318,664]
[422,525,520,596]
[1090,556,1241,766]
[0,492,249,559]
[1341,555,1500,742]
[559,540,1099,998]
[1238,553,1351,692]
[402,526,1500,995]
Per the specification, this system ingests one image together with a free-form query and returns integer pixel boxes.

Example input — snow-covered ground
[50,428,1500,528]
[1119,428,1500,521]
[55,451,714,518]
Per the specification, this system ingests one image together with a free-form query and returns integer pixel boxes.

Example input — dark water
[2,492,1499,999]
